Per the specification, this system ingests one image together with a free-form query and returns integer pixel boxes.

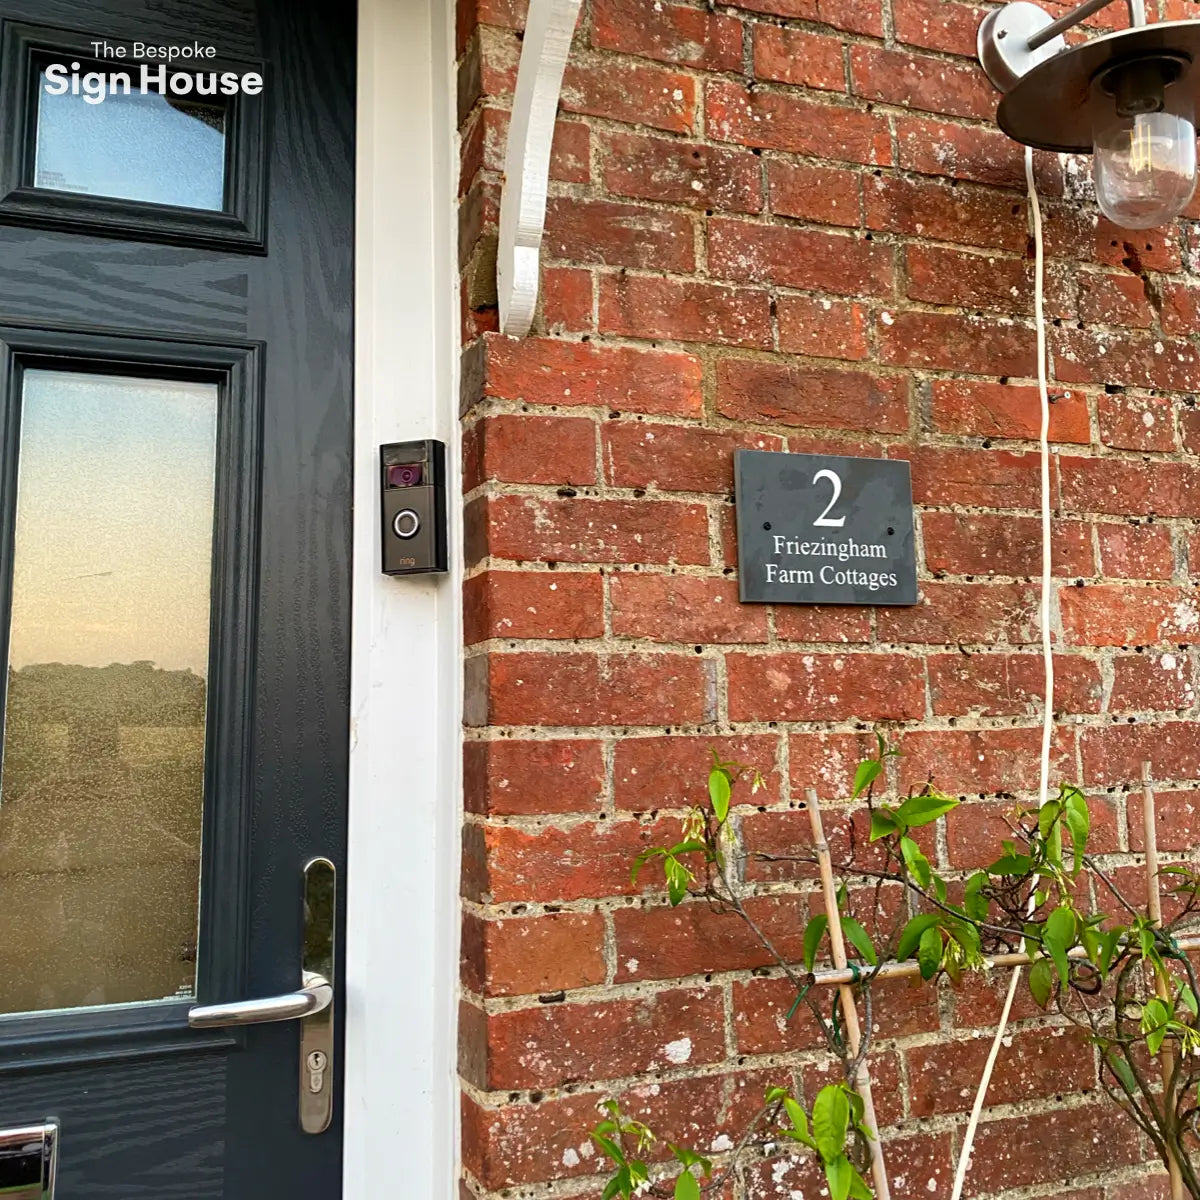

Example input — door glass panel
[34,69,226,210]
[0,369,219,1014]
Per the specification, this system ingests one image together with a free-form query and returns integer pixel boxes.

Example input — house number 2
[812,469,846,527]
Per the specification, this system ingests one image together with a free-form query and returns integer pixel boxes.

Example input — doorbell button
[392,508,420,539]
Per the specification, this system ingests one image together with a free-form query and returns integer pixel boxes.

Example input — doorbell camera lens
[387,462,423,488]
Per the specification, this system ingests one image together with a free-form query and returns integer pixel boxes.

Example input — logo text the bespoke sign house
[734,450,918,606]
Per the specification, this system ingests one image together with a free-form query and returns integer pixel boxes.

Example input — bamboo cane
[1143,760,1185,1200]
[805,787,891,1200]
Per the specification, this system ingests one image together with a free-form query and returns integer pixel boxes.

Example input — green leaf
[1106,1050,1138,1095]
[1180,985,1199,1017]
[1042,906,1076,985]
[1028,957,1055,1008]
[900,835,932,888]
[989,853,1034,876]
[848,1168,873,1200]
[709,767,732,823]
[918,925,942,980]
[602,1175,624,1200]
[964,872,989,923]
[783,1098,809,1139]
[764,1086,789,1105]
[668,1145,711,1174]
[1037,801,1061,840]
[840,916,878,966]
[1063,789,1089,876]
[1097,928,1122,975]
[852,758,882,800]
[630,847,666,885]
[665,856,691,906]
[804,915,829,973]
[825,1154,853,1200]
[896,913,941,961]
[1142,997,1171,1056]
[896,792,959,827]
[812,1085,850,1163]
[667,839,707,857]
[675,1172,701,1200]
[593,1133,627,1167]
[869,808,900,841]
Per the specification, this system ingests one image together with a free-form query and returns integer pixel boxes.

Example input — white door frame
[345,0,461,1193]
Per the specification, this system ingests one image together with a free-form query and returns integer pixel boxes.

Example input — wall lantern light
[979,0,1200,227]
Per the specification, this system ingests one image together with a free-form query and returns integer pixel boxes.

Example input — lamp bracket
[978,2,1068,92]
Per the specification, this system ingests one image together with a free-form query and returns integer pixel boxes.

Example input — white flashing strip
[346,0,461,1194]
[497,0,583,335]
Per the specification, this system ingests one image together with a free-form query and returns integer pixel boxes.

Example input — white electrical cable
[948,144,1055,1200]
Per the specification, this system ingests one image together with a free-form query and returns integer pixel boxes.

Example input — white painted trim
[346,0,461,1194]
[497,0,583,336]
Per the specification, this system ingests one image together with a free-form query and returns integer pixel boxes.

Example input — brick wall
[455,0,1200,1196]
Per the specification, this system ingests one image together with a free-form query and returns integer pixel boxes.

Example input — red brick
[1099,392,1177,453]
[898,726,1076,794]
[544,197,695,272]
[613,893,810,980]
[929,379,1091,444]
[909,447,1044,508]
[907,1027,1095,1117]
[706,80,892,166]
[604,421,784,494]
[896,114,1062,191]
[561,58,696,134]
[461,911,606,997]
[850,44,994,120]
[727,652,926,721]
[789,731,886,795]
[906,243,1031,315]
[475,651,709,726]
[464,570,604,643]
[1184,408,1200,457]
[1128,787,1200,852]
[722,0,883,36]
[716,358,909,433]
[952,965,1056,1028]
[462,414,596,490]
[893,0,989,56]
[464,738,604,815]
[928,651,1103,717]
[1059,584,1200,646]
[776,295,870,361]
[753,26,846,91]
[592,0,743,71]
[540,267,593,334]
[471,108,590,185]
[1110,650,1196,712]
[922,512,1093,578]
[1077,270,1155,329]
[708,218,894,298]
[732,975,833,1054]
[613,733,782,810]
[802,1050,904,1125]
[470,494,710,566]
[1059,456,1200,519]
[1160,279,1200,336]
[878,310,1036,377]
[477,814,684,901]
[876,581,1039,644]
[945,793,1118,869]
[612,572,769,643]
[603,131,762,213]
[598,274,772,349]
[1108,1178,1172,1200]
[466,987,724,1089]
[1081,722,1200,787]
[1097,522,1175,580]
[480,334,703,416]
[766,158,862,226]
[865,173,1028,251]
[1044,206,1180,272]
[775,605,874,642]
[1054,328,1200,393]
[967,1104,1141,1193]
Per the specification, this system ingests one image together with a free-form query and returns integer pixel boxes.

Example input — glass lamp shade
[1091,57,1198,229]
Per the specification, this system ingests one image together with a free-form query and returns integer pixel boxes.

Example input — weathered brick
[479,333,703,416]
[599,274,772,349]
[789,732,884,795]
[1059,456,1200,519]
[1043,205,1180,272]
[909,446,1045,508]
[613,733,782,810]
[611,572,769,643]
[865,173,1028,251]
[474,651,710,726]
[1097,521,1175,580]
[469,107,590,185]
[1110,650,1196,712]
[463,738,604,815]
[893,0,989,56]
[753,26,846,91]
[775,605,874,643]
[850,44,994,120]
[945,793,1119,867]
[707,80,892,166]
[721,0,883,36]
[461,911,606,997]
[540,266,593,333]
[716,358,909,433]
[463,413,596,490]
[561,57,696,134]
[766,158,862,226]
[1055,328,1200,393]
[592,0,743,71]
[878,310,1036,377]
[923,512,1093,578]
[463,569,604,643]
[877,581,1040,644]
[544,197,696,272]
[896,114,1062,191]
[727,652,926,721]
[928,651,1103,717]
[1081,721,1200,786]
[1128,787,1200,852]
[1098,392,1177,453]
[1077,270,1155,329]
[604,421,784,493]
[603,131,763,213]
[906,243,1031,314]
[1059,584,1200,646]
[776,295,870,361]
[1160,278,1200,335]
[929,379,1091,444]
[898,726,1077,794]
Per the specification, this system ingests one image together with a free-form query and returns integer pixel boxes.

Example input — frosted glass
[0,370,219,1014]
[34,75,225,210]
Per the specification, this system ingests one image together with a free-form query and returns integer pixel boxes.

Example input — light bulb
[1091,56,1197,230]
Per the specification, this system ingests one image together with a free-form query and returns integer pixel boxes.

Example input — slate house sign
[734,450,917,606]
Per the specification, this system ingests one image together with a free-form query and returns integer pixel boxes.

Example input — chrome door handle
[186,970,331,1028]
[187,857,336,1134]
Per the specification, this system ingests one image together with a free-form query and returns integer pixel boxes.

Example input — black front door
[0,1,353,1195]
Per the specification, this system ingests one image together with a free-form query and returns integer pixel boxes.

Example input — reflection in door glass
[0,370,218,1014]
[34,73,226,210]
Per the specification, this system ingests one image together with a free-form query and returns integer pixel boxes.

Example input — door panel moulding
[497,0,583,336]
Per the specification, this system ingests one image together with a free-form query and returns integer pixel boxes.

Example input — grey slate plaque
[734,450,917,606]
